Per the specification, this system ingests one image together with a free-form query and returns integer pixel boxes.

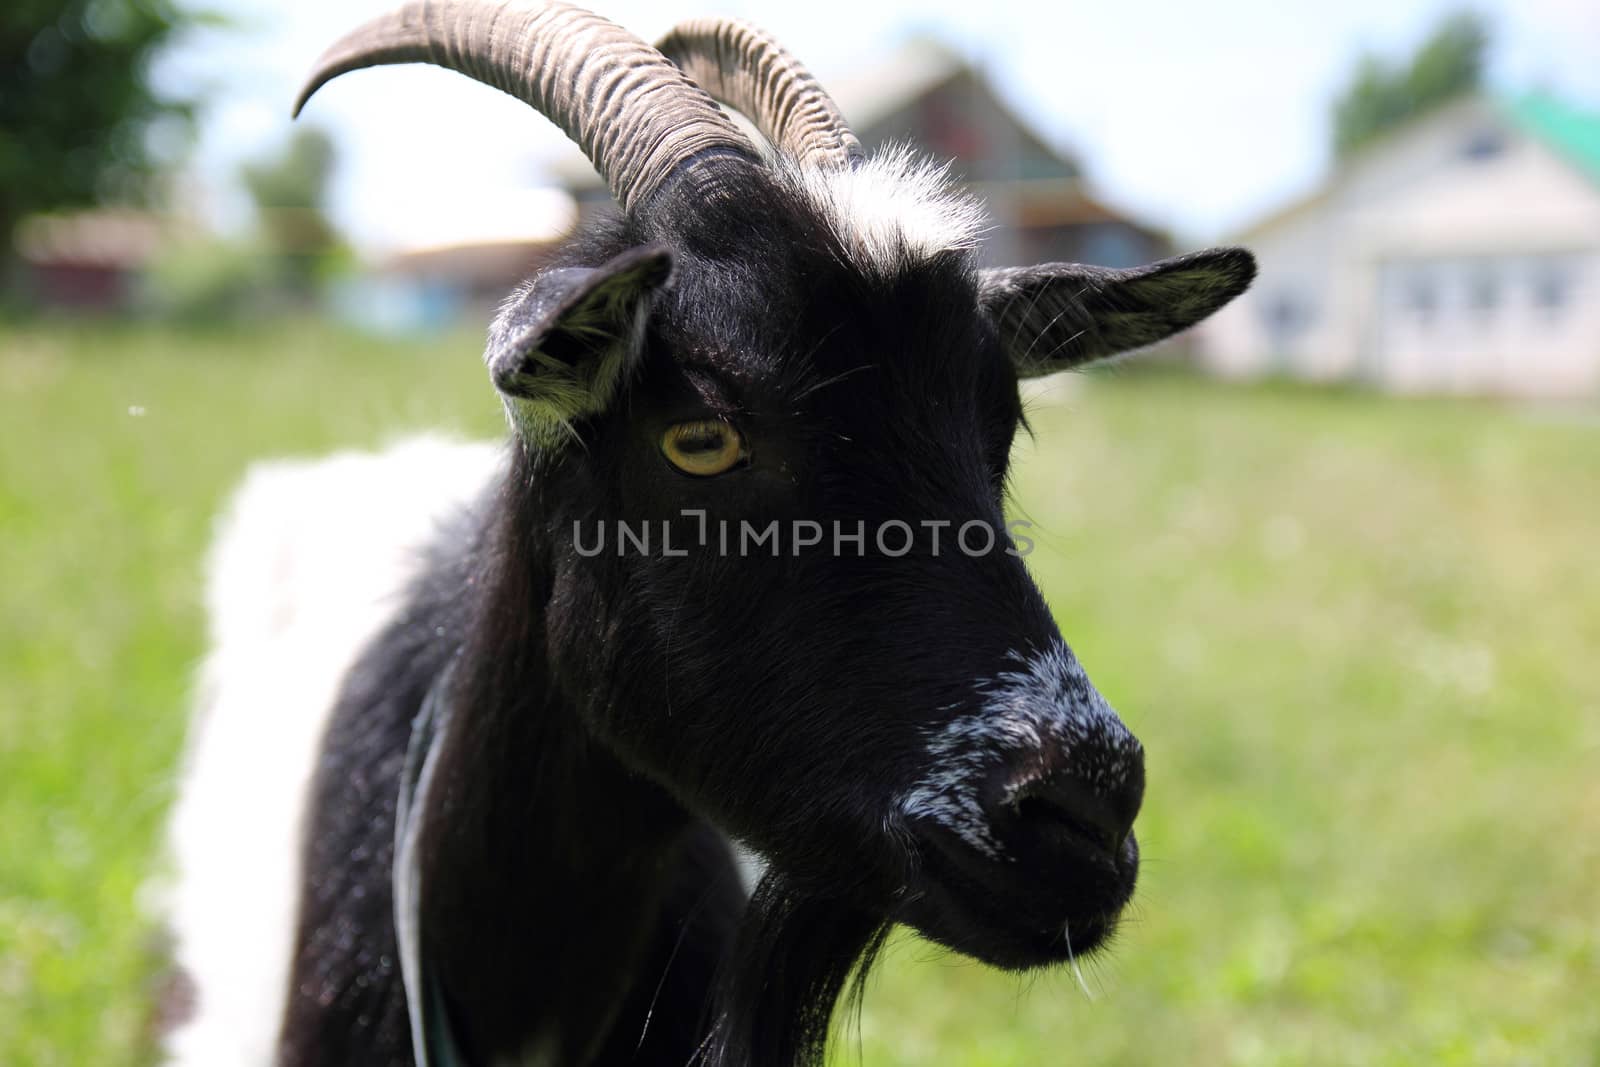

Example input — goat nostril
[1014,792,1116,854]
[1010,773,1137,857]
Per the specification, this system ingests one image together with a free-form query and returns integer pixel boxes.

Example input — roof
[16,210,172,269]
[1235,91,1600,242]
[550,36,1080,192]
[1504,92,1600,185]
[1231,95,1481,242]
[382,240,560,286]
[970,177,1163,237]
[826,36,966,131]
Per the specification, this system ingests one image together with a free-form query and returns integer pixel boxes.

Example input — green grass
[2,322,1596,1065]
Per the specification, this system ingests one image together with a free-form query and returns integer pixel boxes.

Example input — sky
[156,0,1600,254]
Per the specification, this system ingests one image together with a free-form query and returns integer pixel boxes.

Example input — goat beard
[696,872,891,1067]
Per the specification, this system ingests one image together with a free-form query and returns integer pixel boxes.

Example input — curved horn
[655,18,863,171]
[294,0,760,213]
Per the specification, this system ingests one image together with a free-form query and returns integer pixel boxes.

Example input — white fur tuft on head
[776,144,988,275]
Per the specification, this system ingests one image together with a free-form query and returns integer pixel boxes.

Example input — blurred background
[1,0,1596,1063]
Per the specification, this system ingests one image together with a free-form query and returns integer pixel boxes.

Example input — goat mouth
[896,826,1138,971]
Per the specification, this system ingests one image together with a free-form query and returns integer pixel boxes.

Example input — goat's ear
[486,244,674,435]
[979,247,1256,377]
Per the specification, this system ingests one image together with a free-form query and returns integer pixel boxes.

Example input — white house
[1202,94,1600,398]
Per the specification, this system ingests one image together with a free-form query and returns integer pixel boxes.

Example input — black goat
[163,4,1255,1065]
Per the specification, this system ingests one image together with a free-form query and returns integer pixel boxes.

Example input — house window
[1530,260,1569,316]
[1466,267,1498,317]
[1266,295,1304,331]
[1260,292,1312,349]
[1080,226,1142,269]
[1460,129,1507,161]
[1406,272,1437,325]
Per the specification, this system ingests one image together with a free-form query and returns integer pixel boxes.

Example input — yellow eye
[661,419,747,477]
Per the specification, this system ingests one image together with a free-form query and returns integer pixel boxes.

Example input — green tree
[239,126,345,297]
[1332,11,1489,158]
[0,1,196,264]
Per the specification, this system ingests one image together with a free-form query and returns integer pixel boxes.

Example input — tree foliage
[240,126,345,296]
[0,0,195,250]
[1332,11,1489,159]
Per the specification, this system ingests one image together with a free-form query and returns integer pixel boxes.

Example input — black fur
[979,248,1258,373]
[275,158,1252,1066]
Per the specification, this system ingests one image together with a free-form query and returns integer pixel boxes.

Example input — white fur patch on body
[157,435,502,1066]
[728,840,769,897]
[899,642,1138,860]
[776,145,988,275]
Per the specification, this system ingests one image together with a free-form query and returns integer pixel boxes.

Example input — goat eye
[660,419,747,477]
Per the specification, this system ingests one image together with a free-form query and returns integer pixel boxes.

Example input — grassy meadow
[1,320,1596,1065]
